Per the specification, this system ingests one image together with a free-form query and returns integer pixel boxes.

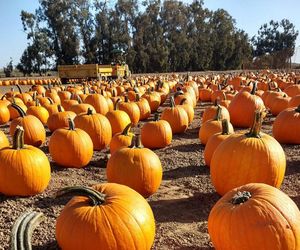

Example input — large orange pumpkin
[56,184,155,250]
[107,135,162,197]
[0,126,51,196]
[210,111,286,196]
[208,183,300,250]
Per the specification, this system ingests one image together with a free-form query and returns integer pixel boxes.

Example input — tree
[3,58,13,77]
[252,19,299,68]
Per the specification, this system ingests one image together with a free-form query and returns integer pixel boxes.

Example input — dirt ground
[0,86,299,250]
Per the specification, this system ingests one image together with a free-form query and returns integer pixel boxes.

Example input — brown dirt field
[0,86,299,250]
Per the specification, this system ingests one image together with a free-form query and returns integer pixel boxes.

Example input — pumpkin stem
[246,111,263,138]
[250,82,257,95]
[179,98,187,105]
[122,123,132,136]
[221,119,231,135]
[124,95,129,102]
[16,84,23,94]
[295,105,300,113]
[55,186,106,206]
[114,98,121,110]
[231,191,251,205]
[47,97,54,104]
[154,113,160,121]
[10,211,44,250]
[87,108,93,115]
[213,105,222,121]
[129,135,143,148]
[35,98,40,107]
[13,126,25,150]
[11,104,26,117]
[170,96,175,108]
[68,118,75,131]
[135,93,140,102]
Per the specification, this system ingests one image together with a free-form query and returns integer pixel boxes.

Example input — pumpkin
[10,104,46,147]
[0,101,10,124]
[109,123,134,154]
[161,96,189,134]
[56,184,155,250]
[107,135,162,197]
[8,98,27,120]
[10,211,44,249]
[288,94,300,108]
[210,111,286,196]
[202,101,230,123]
[135,93,151,121]
[142,89,161,113]
[0,126,51,196]
[204,119,233,167]
[47,106,76,132]
[84,93,109,115]
[49,119,93,168]
[119,96,140,126]
[228,82,265,128]
[141,113,172,149]
[178,98,194,124]
[199,105,234,145]
[208,183,300,250]
[273,105,300,144]
[74,108,112,151]
[106,100,132,135]
[0,130,9,149]
[269,94,290,116]
[26,99,49,125]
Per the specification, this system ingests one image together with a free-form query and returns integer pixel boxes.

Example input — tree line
[15,0,298,76]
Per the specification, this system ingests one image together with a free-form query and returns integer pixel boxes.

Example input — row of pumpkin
[1,71,300,249]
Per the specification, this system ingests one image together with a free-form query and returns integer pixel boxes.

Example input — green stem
[246,111,263,138]
[221,119,230,135]
[122,123,132,135]
[55,186,106,206]
[213,105,222,121]
[170,96,175,108]
[68,118,75,131]
[11,104,26,117]
[16,84,23,94]
[250,82,257,95]
[129,135,143,148]
[114,98,121,110]
[231,191,251,205]
[13,126,24,150]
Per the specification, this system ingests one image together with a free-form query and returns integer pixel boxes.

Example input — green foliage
[19,0,295,73]
[3,58,13,77]
[252,19,298,68]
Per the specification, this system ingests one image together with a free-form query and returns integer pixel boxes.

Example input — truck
[58,63,130,84]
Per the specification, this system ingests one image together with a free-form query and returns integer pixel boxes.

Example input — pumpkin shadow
[173,129,199,140]
[163,165,209,180]
[33,240,60,250]
[291,196,300,207]
[149,191,219,223]
[174,247,213,250]
[33,192,73,208]
[40,145,49,154]
[285,159,300,176]
[167,142,204,153]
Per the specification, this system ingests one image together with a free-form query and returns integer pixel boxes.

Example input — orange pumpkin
[109,123,134,154]
[119,96,140,126]
[0,126,50,196]
[141,113,172,149]
[47,107,76,132]
[49,119,93,168]
[208,183,300,250]
[161,96,189,134]
[211,111,286,196]
[107,135,162,197]
[74,108,112,151]
[56,184,155,250]
[84,94,109,115]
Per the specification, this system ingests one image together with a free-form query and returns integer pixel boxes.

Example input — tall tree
[252,19,298,68]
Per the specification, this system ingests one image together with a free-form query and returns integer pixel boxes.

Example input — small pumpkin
[141,113,172,149]
[10,104,46,147]
[109,123,134,154]
[74,108,112,151]
[26,99,49,125]
[47,105,76,132]
[107,135,162,197]
[49,118,93,168]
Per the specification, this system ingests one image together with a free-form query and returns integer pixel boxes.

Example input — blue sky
[0,0,300,68]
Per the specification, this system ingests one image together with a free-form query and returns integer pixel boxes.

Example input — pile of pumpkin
[0,77,60,86]
[0,70,300,249]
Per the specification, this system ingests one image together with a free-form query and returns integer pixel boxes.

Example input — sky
[0,0,300,68]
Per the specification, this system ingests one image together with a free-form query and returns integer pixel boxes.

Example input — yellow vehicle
[58,63,130,84]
